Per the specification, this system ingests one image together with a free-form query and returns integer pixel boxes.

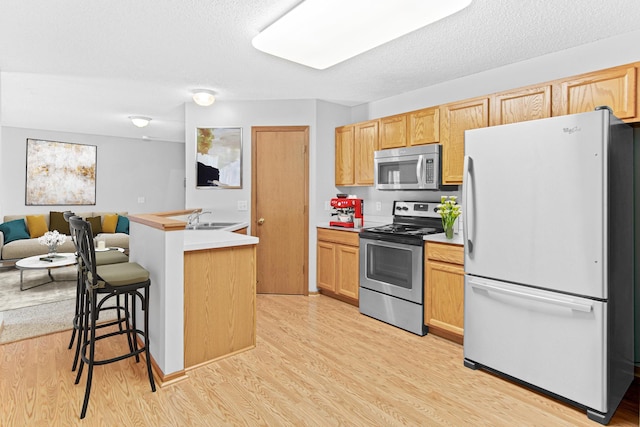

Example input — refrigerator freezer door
[463,110,607,299]
[464,276,607,412]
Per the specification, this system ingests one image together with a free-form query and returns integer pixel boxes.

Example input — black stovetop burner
[364,223,441,237]
[359,201,444,245]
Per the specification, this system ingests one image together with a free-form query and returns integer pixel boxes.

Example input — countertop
[183,227,257,251]
[423,232,464,246]
[316,221,387,233]
[318,222,464,246]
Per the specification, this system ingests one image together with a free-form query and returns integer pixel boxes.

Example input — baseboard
[136,336,188,387]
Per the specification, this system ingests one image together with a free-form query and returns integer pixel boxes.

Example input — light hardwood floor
[0,294,637,426]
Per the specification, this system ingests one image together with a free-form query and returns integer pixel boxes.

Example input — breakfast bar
[128,210,258,385]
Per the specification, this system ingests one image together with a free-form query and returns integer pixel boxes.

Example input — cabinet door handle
[257,218,265,225]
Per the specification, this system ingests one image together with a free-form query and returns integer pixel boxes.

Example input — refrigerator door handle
[468,278,594,313]
[463,155,473,253]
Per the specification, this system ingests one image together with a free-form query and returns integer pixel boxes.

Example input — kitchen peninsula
[128,210,258,385]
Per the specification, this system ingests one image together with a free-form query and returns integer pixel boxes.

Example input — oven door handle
[463,155,473,254]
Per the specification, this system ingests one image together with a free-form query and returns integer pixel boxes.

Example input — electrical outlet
[376,202,382,211]
[137,196,145,203]
[237,200,248,211]
[324,201,330,211]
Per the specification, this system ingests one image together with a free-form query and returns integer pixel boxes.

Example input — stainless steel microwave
[374,144,442,190]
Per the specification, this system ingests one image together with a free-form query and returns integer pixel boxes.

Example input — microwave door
[375,154,421,190]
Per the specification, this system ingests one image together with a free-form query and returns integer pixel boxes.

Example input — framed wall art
[25,138,97,205]
[196,127,242,189]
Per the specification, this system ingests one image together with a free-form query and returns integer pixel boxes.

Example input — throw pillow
[49,211,71,235]
[26,214,48,238]
[0,219,31,244]
[102,214,119,233]
[116,215,130,234]
[86,216,103,234]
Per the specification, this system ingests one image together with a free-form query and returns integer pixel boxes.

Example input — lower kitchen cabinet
[317,228,359,306]
[424,241,464,344]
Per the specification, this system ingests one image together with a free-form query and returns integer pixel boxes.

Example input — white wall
[185,99,350,292]
[0,127,185,216]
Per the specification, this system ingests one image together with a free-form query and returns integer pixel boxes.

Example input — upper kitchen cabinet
[553,63,639,121]
[335,125,355,186]
[335,120,378,186]
[379,114,407,149]
[490,84,552,126]
[408,106,440,146]
[354,120,379,185]
[440,97,489,185]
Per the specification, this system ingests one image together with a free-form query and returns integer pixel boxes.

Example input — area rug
[0,298,76,344]
[0,265,77,312]
[0,265,77,344]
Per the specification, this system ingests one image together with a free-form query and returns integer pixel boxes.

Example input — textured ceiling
[1,0,640,142]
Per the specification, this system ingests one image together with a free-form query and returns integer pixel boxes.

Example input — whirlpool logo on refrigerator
[563,126,581,134]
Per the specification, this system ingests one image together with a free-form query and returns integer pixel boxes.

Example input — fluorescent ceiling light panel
[252,0,472,70]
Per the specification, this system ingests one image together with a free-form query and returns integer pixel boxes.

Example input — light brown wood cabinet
[335,125,355,186]
[408,106,440,146]
[184,245,257,368]
[379,114,407,149]
[354,120,379,185]
[424,242,464,344]
[439,97,489,185]
[335,120,378,186]
[490,84,552,126]
[335,61,640,187]
[317,228,359,306]
[553,63,639,121]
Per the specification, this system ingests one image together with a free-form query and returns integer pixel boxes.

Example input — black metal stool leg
[80,289,98,419]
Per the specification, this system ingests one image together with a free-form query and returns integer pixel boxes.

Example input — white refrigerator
[462,109,634,425]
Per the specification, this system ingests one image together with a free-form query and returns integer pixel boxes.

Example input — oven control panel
[393,201,440,218]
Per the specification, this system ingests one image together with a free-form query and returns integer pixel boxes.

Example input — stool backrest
[68,216,99,288]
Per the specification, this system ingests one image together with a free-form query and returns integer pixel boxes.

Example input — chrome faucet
[187,210,212,226]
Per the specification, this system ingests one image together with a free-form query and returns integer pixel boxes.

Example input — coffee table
[15,253,77,291]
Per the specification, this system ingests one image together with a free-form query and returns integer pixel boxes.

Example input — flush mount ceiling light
[252,0,473,70]
[192,89,216,106]
[128,116,152,128]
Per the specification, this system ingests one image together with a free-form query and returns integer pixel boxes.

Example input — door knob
[258,218,265,225]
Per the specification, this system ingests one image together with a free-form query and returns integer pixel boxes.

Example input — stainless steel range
[359,201,444,335]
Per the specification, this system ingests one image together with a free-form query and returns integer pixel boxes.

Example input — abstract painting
[25,139,97,205]
[196,127,242,189]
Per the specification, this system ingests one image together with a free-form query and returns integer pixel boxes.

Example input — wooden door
[252,126,309,295]
[335,125,355,185]
[440,97,489,184]
[354,120,378,185]
[490,84,552,126]
[379,114,407,149]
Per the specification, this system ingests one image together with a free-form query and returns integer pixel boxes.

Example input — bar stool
[64,212,129,371]
[69,216,156,419]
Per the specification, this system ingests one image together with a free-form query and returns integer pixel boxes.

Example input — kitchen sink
[185,222,239,230]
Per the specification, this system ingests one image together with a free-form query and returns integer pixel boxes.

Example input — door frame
[251,126,310,295]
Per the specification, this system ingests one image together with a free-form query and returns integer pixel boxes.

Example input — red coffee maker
[330,197,364,228]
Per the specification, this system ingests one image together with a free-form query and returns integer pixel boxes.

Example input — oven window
[366,244,413,289]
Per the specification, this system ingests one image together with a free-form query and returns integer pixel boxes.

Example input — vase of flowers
[437,196,462,239]
[38,230,68,255]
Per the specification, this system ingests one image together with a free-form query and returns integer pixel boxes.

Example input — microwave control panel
[425,158,434,183]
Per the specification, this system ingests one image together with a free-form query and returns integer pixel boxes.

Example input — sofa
[0,211,129,260]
